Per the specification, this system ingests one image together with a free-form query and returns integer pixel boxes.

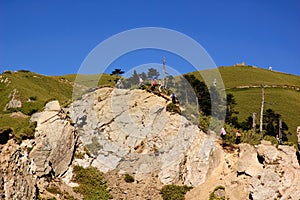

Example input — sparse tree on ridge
[263,108,288,141]
[225,93,239,126]
[140,72,147,81]
[111,68,125,77]
[147,68,160,80]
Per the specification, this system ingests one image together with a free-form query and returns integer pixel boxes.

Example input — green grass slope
[53,73,116,88]
[0,70,73,137]
[191,66,300,143]
[0,71,117,140]
[218,66,300,89]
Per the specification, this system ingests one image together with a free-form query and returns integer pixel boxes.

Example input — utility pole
[162,57,166,87]
[259,83,265,134]
[252,112,257,131]
[279,118,282,141]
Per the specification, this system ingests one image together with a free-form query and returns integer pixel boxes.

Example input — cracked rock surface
[69,87,214,186]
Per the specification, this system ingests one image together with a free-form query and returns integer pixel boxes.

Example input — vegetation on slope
[53,73,116,88]
[193,66,300,89]
[160,184,192,200]
[0,70,73,139]
[1,66,299,147]
[72,165,112,200]
[190,66,300,145]
[0,71,116,141]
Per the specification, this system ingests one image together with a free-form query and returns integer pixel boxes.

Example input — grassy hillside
[0,71,73,112]
[52,73,116,88]
[0,71,116,140]
[194,66,300,89]
[191,66,300,142]
[0,70,73,139]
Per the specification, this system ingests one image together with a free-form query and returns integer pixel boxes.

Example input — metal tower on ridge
[162,57,166,86]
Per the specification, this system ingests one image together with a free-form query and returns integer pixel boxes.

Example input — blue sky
[0,0,300,76]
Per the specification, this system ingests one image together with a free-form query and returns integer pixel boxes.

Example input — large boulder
[29,100,77,177]
[237,143,263,177]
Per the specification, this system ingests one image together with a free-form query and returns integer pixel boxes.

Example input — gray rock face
[69,87,214,186]
[250,143,300,200]
[5,88,22,110]
[0,140,37,200]
[1,87,299,199]
[30,100,77,177]
[237,143,263,177]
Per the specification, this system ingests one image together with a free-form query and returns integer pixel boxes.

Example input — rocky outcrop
[250,142,300,200]
[69,87,300,199]
[186,141,300,200]
[1,87,299,199]
[69,88,215,186]
[5,88,22,110]
[30,100,78,177]
[0,100,78,199]
[237,143,263,177]
[0,140,37,200]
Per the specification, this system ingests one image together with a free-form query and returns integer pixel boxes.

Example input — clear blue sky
[1,0,300,76]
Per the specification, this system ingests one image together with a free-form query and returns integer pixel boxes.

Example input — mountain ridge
[1,66,299,143]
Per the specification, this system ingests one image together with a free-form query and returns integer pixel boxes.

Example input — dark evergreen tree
[147,68,160,80]
[140,72,147,81]
[239,116,254,131]
[166,75,174,88]
[263,109,288,141]
[111,68,125,76]
[183,74,211,116]
[209,85,226,119]
[225,93,239,126]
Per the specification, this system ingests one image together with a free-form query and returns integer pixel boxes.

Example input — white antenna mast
[162,57,166,87]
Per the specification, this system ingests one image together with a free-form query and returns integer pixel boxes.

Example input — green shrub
[283,141,297,149]
[74,151,85,159]
[242,130,263,145]
[19,102,39,115]
[166,103,181,115]
[14,120,36,142]
[72,165,112,200]
[124,173,135,183]
[46,186,62,195]
[222,124,237,145]
[38,196,56,200]
[64,192,76,200]
[198,112,210,132]
[29,96,37,101]
[160,184,192,200]
[263,135,278,146]
[17,69,30,73]
[221,124,263,146]
[209,185,225,200]
[3,70,12,74]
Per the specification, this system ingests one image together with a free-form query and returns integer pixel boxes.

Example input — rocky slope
[0,87,299,200]
[186,141,300,200]
[69,87,215,186]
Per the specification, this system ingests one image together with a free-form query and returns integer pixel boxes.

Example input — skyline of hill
[1,65,299,144]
